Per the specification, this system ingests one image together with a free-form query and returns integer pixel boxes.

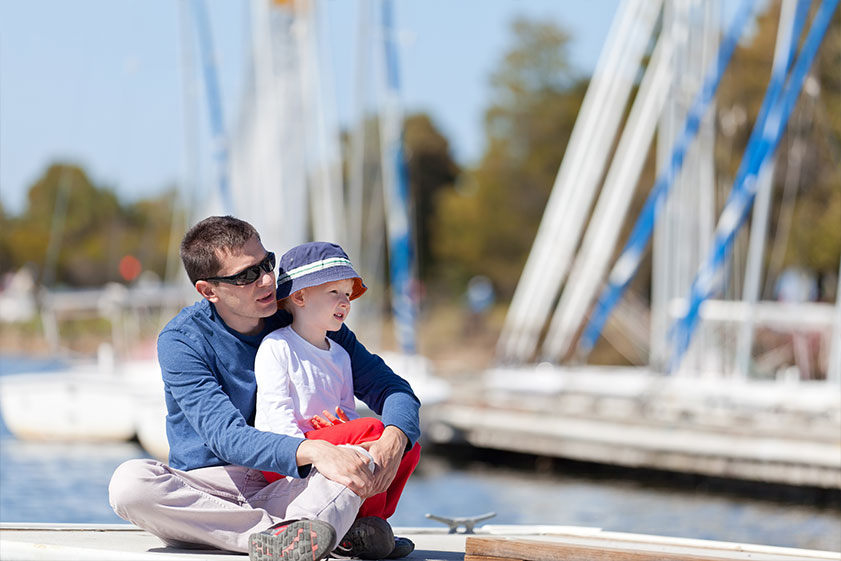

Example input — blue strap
[578,0,757,355]
[382,0,417,354]
[667,0,839,373]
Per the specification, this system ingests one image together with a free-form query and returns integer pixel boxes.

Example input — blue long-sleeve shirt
[157,299,420,476]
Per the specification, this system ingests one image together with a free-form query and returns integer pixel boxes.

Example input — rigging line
[168,0,199,288]
[191,0,234,215]
[811,91,841,162]
[758,32,820,301]
[667,0,840,374]
[43,168,73,288]
[736,0,808,378]
[347,0,373,265]
[379,0,417,354]
[764,116,807,300]
[577,0,757,357]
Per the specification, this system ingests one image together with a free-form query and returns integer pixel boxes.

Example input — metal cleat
[425,512,497,534]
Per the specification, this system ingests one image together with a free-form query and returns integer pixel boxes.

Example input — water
[402,455,840,552]
[1,357,839,553]
[2,435,839,553]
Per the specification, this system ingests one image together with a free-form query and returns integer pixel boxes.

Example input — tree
[0,163,181,287]
[403,113,460,283]
[432,18,585,298]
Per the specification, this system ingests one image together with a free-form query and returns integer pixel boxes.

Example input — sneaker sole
[249,520,335,561]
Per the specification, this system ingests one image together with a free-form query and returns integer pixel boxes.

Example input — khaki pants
[108,458,363,553]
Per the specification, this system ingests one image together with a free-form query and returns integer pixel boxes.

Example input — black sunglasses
[204,252,276,286]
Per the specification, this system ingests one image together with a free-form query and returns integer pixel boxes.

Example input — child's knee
[352,417,385,439]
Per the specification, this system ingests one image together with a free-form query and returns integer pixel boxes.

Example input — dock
[1,524,838,561]
[424,366,841,489]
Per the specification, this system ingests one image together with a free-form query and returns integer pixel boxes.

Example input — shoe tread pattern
[249,520,335,561]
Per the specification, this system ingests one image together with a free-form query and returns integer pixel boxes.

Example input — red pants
[262,417,421,520]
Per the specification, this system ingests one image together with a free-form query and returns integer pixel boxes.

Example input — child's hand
[309,406,349,429]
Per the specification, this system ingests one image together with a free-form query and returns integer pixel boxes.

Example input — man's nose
[257,270,275,286]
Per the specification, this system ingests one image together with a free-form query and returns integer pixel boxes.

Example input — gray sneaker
[332,517,395,559]
[249,519,336,561]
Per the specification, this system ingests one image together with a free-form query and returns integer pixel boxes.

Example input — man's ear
[195,280,219,303]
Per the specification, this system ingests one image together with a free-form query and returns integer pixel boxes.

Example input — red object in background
[119,255,142,282]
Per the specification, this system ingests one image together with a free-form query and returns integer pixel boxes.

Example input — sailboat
[2,0,451,459]
[428,0,841,490]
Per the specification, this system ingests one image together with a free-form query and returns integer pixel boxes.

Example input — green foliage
[782,5,841,285]
[432,18,585,298]
[404,113,460,282]
[0,163,182,287]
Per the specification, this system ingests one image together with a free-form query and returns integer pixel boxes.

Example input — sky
[0,0,620,216]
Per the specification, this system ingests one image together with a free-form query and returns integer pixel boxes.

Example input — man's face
[199,235,277,334]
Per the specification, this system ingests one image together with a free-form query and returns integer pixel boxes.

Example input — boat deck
[1,524,838,561]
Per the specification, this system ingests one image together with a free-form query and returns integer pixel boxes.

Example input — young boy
[254,241,420,559]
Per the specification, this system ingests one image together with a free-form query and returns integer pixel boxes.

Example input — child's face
[297,278,355,332]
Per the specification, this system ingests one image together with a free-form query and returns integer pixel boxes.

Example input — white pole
[736,0,798,379]
[540,31,672,362]
[346,0,372,265]
[298,0,345,243]
[497,0,663,364]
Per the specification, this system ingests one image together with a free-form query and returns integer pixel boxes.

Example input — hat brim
[277,274,367,303]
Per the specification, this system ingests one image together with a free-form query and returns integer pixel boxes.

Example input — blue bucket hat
[276,241,367,300]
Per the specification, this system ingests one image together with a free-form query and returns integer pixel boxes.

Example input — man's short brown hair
[180,216,260,285]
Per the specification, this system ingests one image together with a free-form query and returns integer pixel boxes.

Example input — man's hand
[296,439,373,496]
[359,425,408,497]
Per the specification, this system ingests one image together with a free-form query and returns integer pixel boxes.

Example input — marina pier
[424,366,841,489]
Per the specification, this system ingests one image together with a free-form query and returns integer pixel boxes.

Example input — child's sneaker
[248,519,336,561]
[332,516,394,559]
[386,536,415,558]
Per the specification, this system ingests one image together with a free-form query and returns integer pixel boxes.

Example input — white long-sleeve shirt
[254,326,359,438]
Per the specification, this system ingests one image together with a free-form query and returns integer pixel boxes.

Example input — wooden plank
[464,536,835,561]
[464,555,523,561]
[466,537,710,561]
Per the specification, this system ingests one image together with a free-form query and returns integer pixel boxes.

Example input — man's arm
[295,439,374,497]
[327,324,421,449]
[158,330,303,475]
[359,425,409,496]
[328,324,420,497]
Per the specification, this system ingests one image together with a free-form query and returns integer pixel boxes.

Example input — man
[109,216,421,561]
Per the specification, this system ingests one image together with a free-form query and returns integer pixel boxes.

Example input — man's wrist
[295,438,321,466]
[382,425,409,451]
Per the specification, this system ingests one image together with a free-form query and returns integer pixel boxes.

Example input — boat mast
[378,0,417,354]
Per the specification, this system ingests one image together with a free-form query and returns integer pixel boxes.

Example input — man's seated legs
[109,458,360,554]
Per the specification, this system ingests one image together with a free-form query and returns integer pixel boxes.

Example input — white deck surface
[0,524,466,561]
[2,523,840,561]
